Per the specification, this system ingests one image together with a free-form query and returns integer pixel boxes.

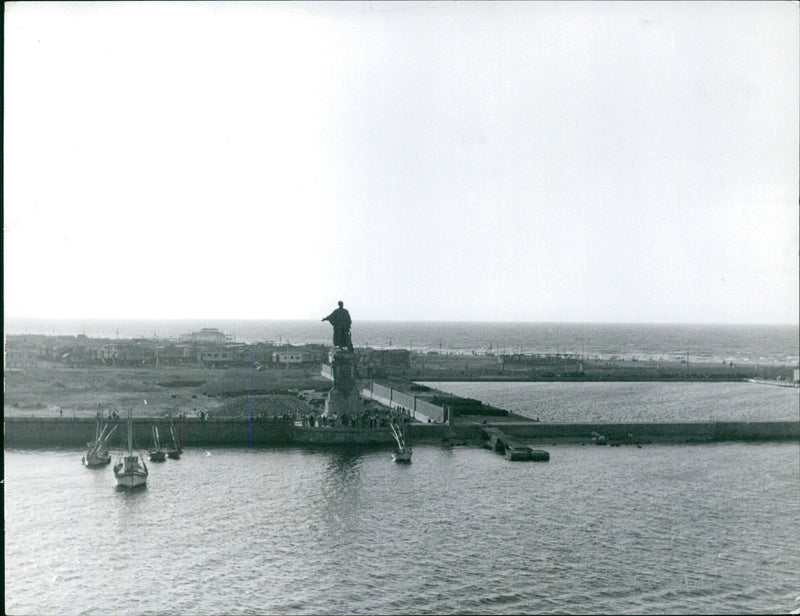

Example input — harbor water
[5,442,800,615]
[419,381,800,423]
[5,321,799,613]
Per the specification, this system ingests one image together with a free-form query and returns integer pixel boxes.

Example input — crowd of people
[300,406,407,429]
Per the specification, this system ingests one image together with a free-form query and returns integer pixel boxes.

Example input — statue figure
[322,301,353,351]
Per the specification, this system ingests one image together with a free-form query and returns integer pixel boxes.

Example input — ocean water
[5,443,800,615]
[5,318,799,365]
[6,319,800,614]
[419,381,800,423]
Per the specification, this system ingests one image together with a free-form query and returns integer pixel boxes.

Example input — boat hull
[505,446,532,461]
[82,454,111,467]
[114,472,148,489]
[114,455,148,488]
[504,446,550,462]
[392,450,412,462]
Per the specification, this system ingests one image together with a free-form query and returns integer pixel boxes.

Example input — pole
[248,346,253,449]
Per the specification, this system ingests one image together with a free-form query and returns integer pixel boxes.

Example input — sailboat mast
[128,411,133,453]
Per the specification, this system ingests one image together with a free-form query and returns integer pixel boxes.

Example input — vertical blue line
[248,346,253,449]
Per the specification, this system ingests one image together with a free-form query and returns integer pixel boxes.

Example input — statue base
[323,347,362,419]
[323,388,363,419]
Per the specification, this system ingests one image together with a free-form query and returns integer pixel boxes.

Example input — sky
[4,1,799,324]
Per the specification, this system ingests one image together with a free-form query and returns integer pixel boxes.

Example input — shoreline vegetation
[4,333,798,420]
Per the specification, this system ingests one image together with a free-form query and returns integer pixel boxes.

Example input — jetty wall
[3,417,293,448]
[362,382,445,422]
[464,421,800,444]
[4,417,797,448]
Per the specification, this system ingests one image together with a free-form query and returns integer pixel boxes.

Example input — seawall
[460,421,800,444]
[4,417,798,448]
[4,417,293,448]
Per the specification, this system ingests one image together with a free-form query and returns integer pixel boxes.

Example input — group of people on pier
[300,406,408,429]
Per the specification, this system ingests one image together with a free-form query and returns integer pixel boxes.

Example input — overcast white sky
[4,1,798,323]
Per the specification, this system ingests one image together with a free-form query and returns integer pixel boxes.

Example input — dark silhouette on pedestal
[322,301,353,351]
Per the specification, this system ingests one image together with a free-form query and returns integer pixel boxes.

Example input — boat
[149,425,166,462]
[504,445,532,461]
[503,443,550,462]
[390,417,412,462]
[113,410,148,488]
[82,415,118,467]
[166,420,182,459]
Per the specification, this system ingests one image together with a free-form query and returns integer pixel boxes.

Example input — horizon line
[4,316,798,327]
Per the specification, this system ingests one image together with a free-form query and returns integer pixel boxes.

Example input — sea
[4,319,800,614]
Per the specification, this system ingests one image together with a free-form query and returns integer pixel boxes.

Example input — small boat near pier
[149,425,166,462]
[166,420,182,459]
[82,415,117,467]
[114,410,148,489]
[390,417,412,462]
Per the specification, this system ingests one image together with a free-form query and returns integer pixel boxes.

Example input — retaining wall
[475,421,800,443]
[362,383,445,422]
[4,417,293,448]
[4,417,798,448]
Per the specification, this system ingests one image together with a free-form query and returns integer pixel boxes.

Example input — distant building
[180,328,230,343]
[200,349,235,366]
[364,349,410,368]
[115,343,153,366]
[273,350,320,366]
[358,348,411,377]
[156,344,195,365]
[5,346,38,369]
[98,344,119,363]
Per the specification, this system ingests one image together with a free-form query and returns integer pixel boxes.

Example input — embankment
[4,417,293,448]
[4,417,798,448]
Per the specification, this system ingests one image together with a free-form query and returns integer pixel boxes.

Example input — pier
[479,425,550,461]
[4,351,798,451]
[360,381,447,423]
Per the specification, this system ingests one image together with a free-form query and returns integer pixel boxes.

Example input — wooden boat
[166,421,182,459]
[82,415,117,467]
[113,411,148,488]
[502,443,550,461]
[504,445,532,461]
[390,417,412,462]
[149,425,166,462]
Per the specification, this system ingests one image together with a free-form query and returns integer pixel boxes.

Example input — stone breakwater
[4,416,798,448]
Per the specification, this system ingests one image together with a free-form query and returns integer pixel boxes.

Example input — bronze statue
[322,301,353,351]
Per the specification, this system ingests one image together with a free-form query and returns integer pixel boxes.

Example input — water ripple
[5,443,800,614]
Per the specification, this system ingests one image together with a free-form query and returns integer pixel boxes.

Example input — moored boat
[114,410,148,489]
[390,417,412,462]
[503,444,549,462]
[166,420,182,459]
[392,448,413,462]
[82,414,117,467]
[149,425,166,462]
[504,445,532,461]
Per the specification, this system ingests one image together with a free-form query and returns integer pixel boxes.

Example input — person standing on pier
[322,301,354,351]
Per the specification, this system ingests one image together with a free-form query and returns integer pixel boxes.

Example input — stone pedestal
[323,348,363,419]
